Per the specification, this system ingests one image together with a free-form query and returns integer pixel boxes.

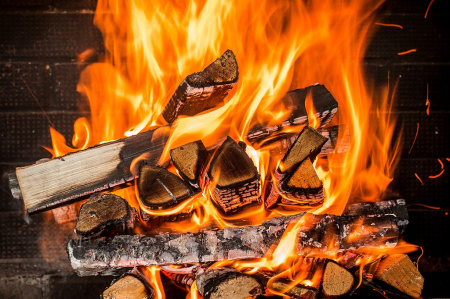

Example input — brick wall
[0,0,449,298]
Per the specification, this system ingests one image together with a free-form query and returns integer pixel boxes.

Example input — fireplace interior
[1,0,449,298]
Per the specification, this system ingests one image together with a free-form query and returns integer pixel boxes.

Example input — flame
[305,91,320,129]
[45,0,409,296]
[143,266,166,299]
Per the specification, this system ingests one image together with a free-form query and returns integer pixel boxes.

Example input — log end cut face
[186,50,238,87]
[75,193,130,237]
[170,140,208,185]
[103,275,151,299]
[322,261,355,297]
[208,136,258,188]
[138,165,193,209]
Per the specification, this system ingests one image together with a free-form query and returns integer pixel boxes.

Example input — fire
[46,0,408,296]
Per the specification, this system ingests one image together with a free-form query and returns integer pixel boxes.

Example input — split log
[246,84,338,144]
[206,136,260,214]
[138,164,194,211]
[321,260,355,297]
[75,193,136,238]
[13,126,169,214]
[266,126,327,209]
[374,254,424,299]
[162,50,238,123]
[195,268,263,299]
[343,199,409,234]
[67,212,400,276]
[170,140,208,190]
[102,267,155,299]
[261,125,350,158]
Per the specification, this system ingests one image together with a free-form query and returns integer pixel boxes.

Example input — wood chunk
[14,127,169,214]
[206,136,260,214]
[343,199,409,234]
[75,193,135,238]
[67,213,400,276]
[267,278,318,298]
[322,261,355,297]
[196,268,263,299]
[246,84,338,144]
[374,254,424,299]
[103,268,154,299]
[138,165,194,210]
[281,126,328,173]
[170,140,208,190]
[162,50,238,123]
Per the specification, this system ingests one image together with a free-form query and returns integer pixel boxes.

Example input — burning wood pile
[10,50,423,299]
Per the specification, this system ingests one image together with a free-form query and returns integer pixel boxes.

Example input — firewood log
[170,140,208,190]
[266,126,327,209]
[13,126,169,214]
[262,276,318,299]
[162,50,238,123]
[321,260,355,297]
[102,267,155,299]
[195,268,263,299]
[206,136,260,214]
[75,193,136,238]
[138,164,194,211]
[246,84,338,144]
[67,212,400,276]
[343,199,409,234]
[374,254,424,299]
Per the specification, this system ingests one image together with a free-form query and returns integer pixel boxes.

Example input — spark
[415,173,424,185]
[375,22,403,29]
[447,158,450,162]
[438,158,444,169]
[429,169,444,179]
[425,0,434,19]
[407,203,440,210]
[426,84,430,115]
[398,49,417,55]
[416,246,424,270]
[408,123,419,154]
[20,76,55,128]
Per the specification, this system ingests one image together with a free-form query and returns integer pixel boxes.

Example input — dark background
[0,0,449,298]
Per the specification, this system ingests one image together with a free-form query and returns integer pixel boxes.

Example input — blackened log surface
[246,84,338,143]
[343,199,409,234]
[67,213,399,276]
[162,50,238,123]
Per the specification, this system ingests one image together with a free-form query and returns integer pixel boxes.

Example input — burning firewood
[373,254,424,299]
[75,193,136,238]
[170,140,208,190]
[138,164,194,211]
[162,49,239,123]
[246,84,338,144]
[321,260,356,297]
[266,126,327,209]
[195,268,263,299]
[206,136,260,214]
[66,212,400,276]
[257,273,318,299]
[102,268,155,299]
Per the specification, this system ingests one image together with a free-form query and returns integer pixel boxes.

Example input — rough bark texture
[374,254,424,299]
[67,212,400,276]
[206,136,260,214]
[75,193,135,238]
[170,140,208,190]
[196,268,263,299]
[246,84,338,144]
[138,164,194,210]
[13,126,169,214]
[162,50,238,123]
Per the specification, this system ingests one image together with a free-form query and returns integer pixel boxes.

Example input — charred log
[75,193,136,238]
[138,164,194,211]
[162,50,238,123]
[206,136,260,214]
[67,212,400,276]
[170,140,208,190]
[195,268,263,299]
